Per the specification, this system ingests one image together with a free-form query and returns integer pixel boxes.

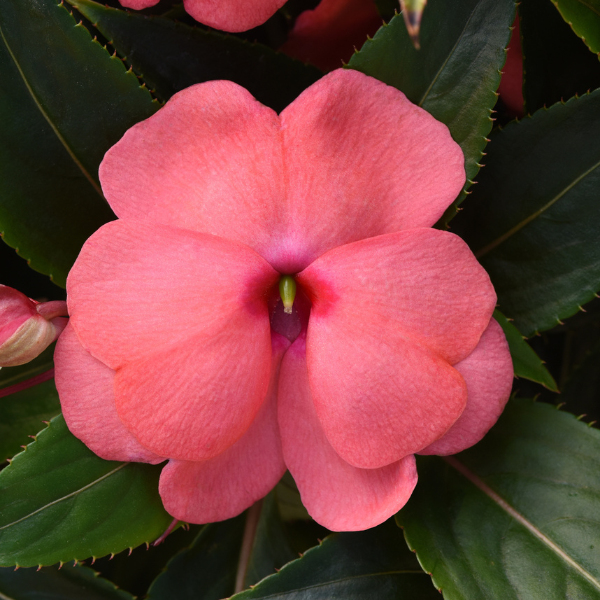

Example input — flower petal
[159,334,289,524]
[419,318,514,456]
[280,0,382,72]
[54,323,163,464]
[277,69,465,271]
[99,82,286,266]
[68,219,277,461]
[278,338,418,531]
[183,0,287,32]
[119,0,159,9]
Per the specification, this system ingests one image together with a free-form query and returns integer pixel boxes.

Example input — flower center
[279,275,297,314]
[270,275,310,343]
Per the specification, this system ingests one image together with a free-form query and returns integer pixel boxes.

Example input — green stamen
[279,276,297,315]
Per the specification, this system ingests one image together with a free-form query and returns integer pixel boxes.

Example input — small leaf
[457,91,600,336]
[397,399,600,599]
[66,0,322,112]
[0,563,133,600]
[231,519,438,599]
[494,309,558,391]
[0,0,158,287]
[552,0,600,55]
[0,414,172,567]
[0,379,60,463]
[349,0,516,222]
[520,0,600,114]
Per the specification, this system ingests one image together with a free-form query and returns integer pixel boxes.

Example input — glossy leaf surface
[0,415,171,567]
[397,399,600,599]
[0,563,133,600]
[459,91,600,335]
[67,0,322,112]
[494,310,557,391]
[553,0,600,54]
[232,519,438,599]
[0,0,157,287]
[0,379,60,463]
[349,0,515,220]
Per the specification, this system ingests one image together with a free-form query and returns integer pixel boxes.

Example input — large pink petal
[278,339,418,531]
[54,323,163,464]
[419,318,513,456]
[99,82,286,267]
[183,0,286,32]
[280,0,382,72]
[159,334,289,524]
[278,69,465,272]
[298,229,497,468]
[68,220,277,461]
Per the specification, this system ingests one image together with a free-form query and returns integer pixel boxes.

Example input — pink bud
[0,285,68,367]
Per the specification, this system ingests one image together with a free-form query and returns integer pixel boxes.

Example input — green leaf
[0,563,133,600]
[0,344,55,390]
[348,0,516,222]
[147,492,296,599]
[0,414,172,567]
[0,0,158,287]
[457,91,600,336]
[552,0,600,55]
[494,309,557,391]
[232,519,437,599]
[0,379,60,463]
[397,399,600,599]
[520,0,600,114]
[66,0,322,112]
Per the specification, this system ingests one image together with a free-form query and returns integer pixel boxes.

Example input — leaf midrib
[475,156,600,258]
[0,15,104,201]
[0,463,127,531]
[443,455,600,591]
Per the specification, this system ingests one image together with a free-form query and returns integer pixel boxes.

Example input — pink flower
[118,0,287,33]
[55,69,513,531]
[0,286,67,367]
[280,0,382,72]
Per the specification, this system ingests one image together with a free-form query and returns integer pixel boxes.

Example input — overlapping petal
[67,219,278,461]
[420,318,513,456]
[99,71,465,273]
[55,323,163,464]
[278,338,418,531]
[159,334,289,523]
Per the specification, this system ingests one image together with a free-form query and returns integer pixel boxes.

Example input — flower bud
[0,285,68,367]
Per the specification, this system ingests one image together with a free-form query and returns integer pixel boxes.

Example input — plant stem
[234,499,264,593]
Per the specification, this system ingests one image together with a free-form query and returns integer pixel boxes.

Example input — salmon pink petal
[278,339,418,531]
[420,319,514,456]
[280,0,382,72]
[183,0,287,32]
[159,334,289,523]
[119,0,159,9]
[277,69,465,272]
[68,219,277,461]
[99,82,286,265]
[55,323,163,464]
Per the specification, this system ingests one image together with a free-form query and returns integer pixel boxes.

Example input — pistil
[279,275,297,314]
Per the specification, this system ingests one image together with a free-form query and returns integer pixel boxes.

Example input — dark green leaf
[348,0,516,222]
[0,414,171,567]
[494,309,557,391]
[552,0,600,55]
[66,0,322,112]
[232,519,437,599]
[457,91,600,336]
[521,0,600,114]
[0,379,60,463]
[0,0,158,287]
[0,563,133,600]
[397,399,600,599]
[0,344,55,390]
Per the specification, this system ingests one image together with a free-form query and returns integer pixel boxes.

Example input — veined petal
[278,339,418,531]
[419,318,514,456]
[159,334,289,523]
[54,323,163,464]
[277,69,465,272]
